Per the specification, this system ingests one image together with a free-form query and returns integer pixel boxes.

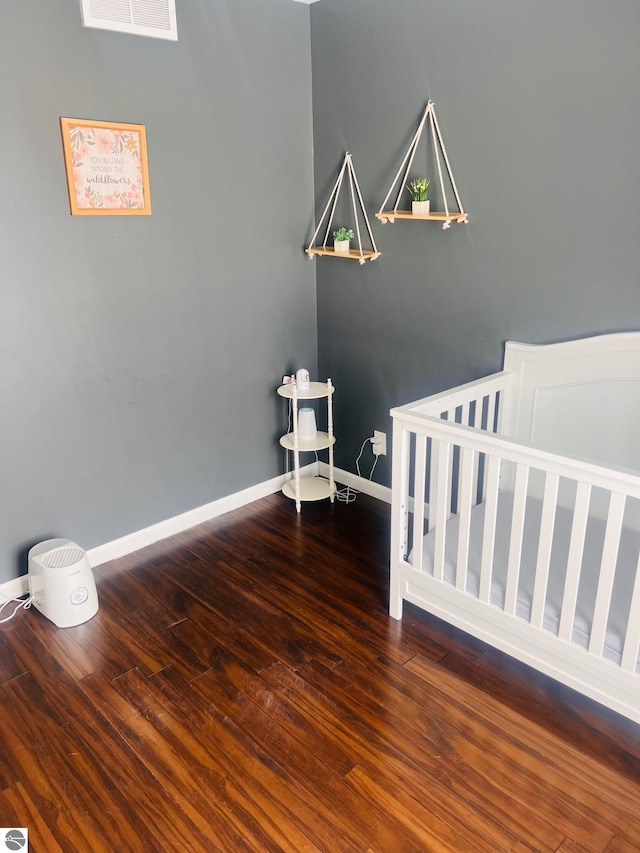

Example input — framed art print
[60,117,151,215]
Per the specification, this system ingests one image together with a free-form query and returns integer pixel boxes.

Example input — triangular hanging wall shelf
[376,101,469,230]
[306,153,381,265]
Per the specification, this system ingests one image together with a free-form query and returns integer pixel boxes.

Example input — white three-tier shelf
[277,378,336,512]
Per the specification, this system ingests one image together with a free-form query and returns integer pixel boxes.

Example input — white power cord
[336,436,379,504]
[0,592,33,624]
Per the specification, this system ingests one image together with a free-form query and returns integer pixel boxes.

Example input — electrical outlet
[372,430,386,456]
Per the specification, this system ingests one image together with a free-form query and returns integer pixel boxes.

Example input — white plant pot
[412,200,430,215]
[334,240,350,253]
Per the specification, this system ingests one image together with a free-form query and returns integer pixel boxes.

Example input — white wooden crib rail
[390,373,640,723]
[390,369,513,597]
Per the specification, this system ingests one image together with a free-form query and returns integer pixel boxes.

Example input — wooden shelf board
[305,247,381,261]
[375,210,469,223]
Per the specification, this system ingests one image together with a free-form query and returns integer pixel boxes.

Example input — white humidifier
[28,538,99,628]
[298,407,318,439]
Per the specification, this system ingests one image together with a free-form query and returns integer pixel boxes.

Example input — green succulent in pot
[333,227,354,242]
[406,177,431,202]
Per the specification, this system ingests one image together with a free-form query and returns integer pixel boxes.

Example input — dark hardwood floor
[1,491,639,852]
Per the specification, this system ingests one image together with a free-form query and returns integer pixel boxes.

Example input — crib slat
[530,473,559,629]
[432,439,452,582]
[427,436,438,536]
[463,400,483,508]
[621,550,640,673]
[456,446,475,591]
[489,391,499,431]
[454,403,471,516]
[477,394,497,502]
[558,481,592,642]
[478,396,489,501]
[411,433,428,574]
[504,463,529,616]
[589,491,626,657]
[479,454,501,603]
[465,402,482,505]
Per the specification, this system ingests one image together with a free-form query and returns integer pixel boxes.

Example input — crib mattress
[414,491,639,670]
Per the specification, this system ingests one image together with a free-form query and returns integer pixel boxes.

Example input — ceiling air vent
[80,0,178,41]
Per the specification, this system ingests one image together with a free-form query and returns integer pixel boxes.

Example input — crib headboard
[501,332,640,474]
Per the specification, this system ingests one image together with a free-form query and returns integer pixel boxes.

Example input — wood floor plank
[290,657,566,851]
[157,556,344,670]
[183,667,429,853]
[331,652,627,851]
[442,646,640,766]
[95,560,190,628]
[12,601,150,682]
[0,782,65,853]
[81,667,315,853]
[404,653,640,846]
[194,649,360,779]
[1,671,220,852]
[0,674,150,850]
[169,596,279,673]
[89,577,210,679]
[216,547,438,667]
[152,665,367,853]
[556,840,599,853]
[604,836,640,853]
[257,659,557,852]
[344,764,471,853]
[401,601,491,661]
[0,631,26,685]
[0,491,637,852]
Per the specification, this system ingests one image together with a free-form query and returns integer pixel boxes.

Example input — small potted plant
[406,177,431,215]
[333,226,354,253]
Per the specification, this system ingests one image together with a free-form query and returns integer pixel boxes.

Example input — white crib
[390,332,640,724]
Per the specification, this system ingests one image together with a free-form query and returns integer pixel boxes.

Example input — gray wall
[5,0,640,585]
[0,0,316,582]
[311,0,640,484]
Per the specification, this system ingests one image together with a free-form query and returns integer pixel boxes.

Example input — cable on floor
[0,593,33,624]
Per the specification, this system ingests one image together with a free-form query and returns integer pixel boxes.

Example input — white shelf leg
[292,384,301,512]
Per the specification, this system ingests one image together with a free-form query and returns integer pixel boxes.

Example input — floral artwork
[60,118,151,215]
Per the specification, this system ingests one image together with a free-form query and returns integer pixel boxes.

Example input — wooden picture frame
[60,117,151,215]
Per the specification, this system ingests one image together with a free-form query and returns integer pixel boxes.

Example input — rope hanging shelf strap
[377,102,431,217]
[307,155,349,253]
[347,154,380,257]
[347,156,364,257]
[430,105,467,226]
[429,104,450,221]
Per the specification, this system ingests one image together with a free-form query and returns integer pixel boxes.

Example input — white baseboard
[0,575,30,601]
[323,462,391,504]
